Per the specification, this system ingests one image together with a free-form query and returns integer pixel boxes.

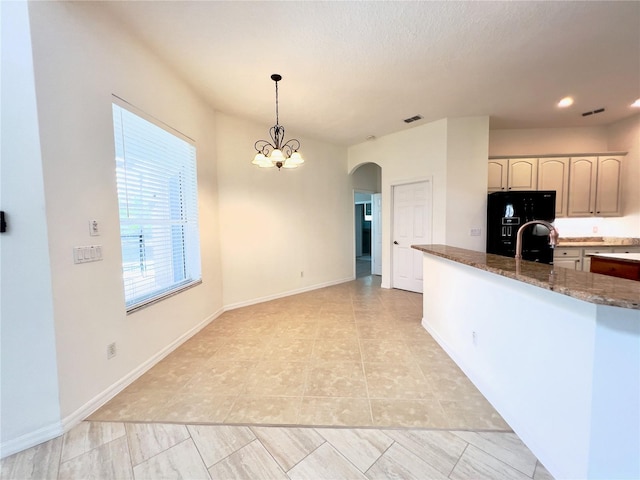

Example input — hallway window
[112,102,201,312]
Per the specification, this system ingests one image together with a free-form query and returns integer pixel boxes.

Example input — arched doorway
[351,163,382,278]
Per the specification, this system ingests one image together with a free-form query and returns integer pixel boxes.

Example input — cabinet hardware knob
[393,241,399,245]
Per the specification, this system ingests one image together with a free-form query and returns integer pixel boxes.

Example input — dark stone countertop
[412,244,640,311]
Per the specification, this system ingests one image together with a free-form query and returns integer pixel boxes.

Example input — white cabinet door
[568,157,598,216]
[508,158,538,191]
[554,258,582,270]
[554,247,582,270]
[488,160,508,192]
[538,158,569,217]
[594,156,622,216]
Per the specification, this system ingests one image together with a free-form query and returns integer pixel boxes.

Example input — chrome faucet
[515,220,559,259]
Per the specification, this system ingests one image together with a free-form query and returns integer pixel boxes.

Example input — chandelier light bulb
[288,151,304,165]
[282,158,299,169]
[270,149,285,162]
[258,159,275,168]
[252,152,267,165]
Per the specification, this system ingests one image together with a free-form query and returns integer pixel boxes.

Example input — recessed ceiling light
[632,99,640,108]
[558,97,574,108]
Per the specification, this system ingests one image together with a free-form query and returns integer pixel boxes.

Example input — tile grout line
[352,296,376,427]
[446,441,470,478]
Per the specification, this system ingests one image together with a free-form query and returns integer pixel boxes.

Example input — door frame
[352,189,375,279]
[390,177,433,290]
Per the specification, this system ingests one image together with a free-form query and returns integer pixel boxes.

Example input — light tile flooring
[1,276,555,479]
[1,422,555,479]
[89,276,507,430]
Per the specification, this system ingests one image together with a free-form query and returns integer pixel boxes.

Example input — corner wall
[216,114,353,308]
[445,117,490,250]
[0,0,62,455]
[21,0,223,437]
[348,117,490,288]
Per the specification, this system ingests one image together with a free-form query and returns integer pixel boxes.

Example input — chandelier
[252,74,304,170]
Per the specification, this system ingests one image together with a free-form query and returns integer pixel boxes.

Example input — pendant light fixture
[252,74,304,170]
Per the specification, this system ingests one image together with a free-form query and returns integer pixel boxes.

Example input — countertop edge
[412,244,640,311]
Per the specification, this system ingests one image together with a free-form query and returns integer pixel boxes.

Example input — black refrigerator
[486,191,557,264]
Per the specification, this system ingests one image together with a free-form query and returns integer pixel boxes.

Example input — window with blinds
[112,102,201,312]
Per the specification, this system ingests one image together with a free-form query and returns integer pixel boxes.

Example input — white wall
[18,0,223,438]
[348,117,490,288]
[445,117,489,251]
[490,120,640,237]
[489,126,608,156]
[352,162,381,193]
[0,1,62,455]
[216,113,353,308]
[606,114,640,236]
[349,120,447,288]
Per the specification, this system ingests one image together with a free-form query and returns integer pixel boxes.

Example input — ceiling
[98,1,640,146]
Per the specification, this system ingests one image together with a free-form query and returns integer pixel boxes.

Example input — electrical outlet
[472,331,478,346]
[89,220,100,236]
[300,271,304,278]
[107,342,117,359]
[470,228,482,237]
[592,226,598,233]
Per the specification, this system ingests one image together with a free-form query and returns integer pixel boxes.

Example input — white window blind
[112,102,201,312]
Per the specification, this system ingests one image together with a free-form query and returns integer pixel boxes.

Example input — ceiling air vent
[404,115,423,123]
[582,108,605,117]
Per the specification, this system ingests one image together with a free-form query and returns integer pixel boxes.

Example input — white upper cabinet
[538,158,569,217]
[595,156,622,216]
[508,158,538,191]
[488,159,508,192]
[568,156,622,217]
[488,158,537,192]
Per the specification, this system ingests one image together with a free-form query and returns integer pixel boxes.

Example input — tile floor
[89,276,507,430]
[1,421,555,479]
[1,275,555,479]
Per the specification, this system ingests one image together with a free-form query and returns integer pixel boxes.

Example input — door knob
[393,241,399,245]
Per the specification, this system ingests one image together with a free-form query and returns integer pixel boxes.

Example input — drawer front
[554,247,581,259]
[583,247,614,256]
[611,246,640,254]
[590,257,640,281]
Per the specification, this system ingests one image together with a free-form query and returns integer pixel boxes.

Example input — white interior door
[392,181,432,292]
[371,193,382,275]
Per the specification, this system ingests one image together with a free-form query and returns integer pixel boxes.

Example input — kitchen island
[590,252,640,281]
[412,244,639,480]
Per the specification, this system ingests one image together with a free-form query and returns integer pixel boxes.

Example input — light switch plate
[89,220,100,236]
[73,245,103,264]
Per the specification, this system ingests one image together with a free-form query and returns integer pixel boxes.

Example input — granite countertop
[557,237,640,247]
[412,244,640,310]
[591,253,640,264]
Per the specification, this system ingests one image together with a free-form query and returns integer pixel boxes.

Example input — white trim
[73,308,224,425]
[0,308,223,459]
[1,277,356,458]
[0,421,64,459]
[224,277,354,311]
